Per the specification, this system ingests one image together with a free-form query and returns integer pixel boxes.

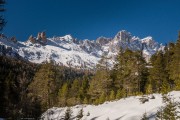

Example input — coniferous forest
[0,32,180,119]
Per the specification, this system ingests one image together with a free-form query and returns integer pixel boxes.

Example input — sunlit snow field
[42,91,180,120]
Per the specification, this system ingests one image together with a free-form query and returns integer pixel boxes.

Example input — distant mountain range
[0,30,164,69]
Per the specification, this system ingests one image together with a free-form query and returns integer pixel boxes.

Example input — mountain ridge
[0,30,164,69]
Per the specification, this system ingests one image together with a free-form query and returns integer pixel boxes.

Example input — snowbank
[41,91,180,120]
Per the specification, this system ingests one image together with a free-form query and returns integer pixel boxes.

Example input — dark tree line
[0,56,91,118]
[0,56,40,119]
[0,0,6,31]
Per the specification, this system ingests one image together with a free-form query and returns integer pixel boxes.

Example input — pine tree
[162,96,179,120]
[28,63,57,110]
[161,80,170,94]
[155,107,164,120]
[88,55,113,103]
[68,79,81,105]
[58,83,68,106]
[115,89,122,99]
[109,90,115,101]
[113,49,147,96]
[79,78,89,102]
[169,31,180,90]
[148,51,168,93]
[156,95,180,120]
[99,92,106,104]
[83,97,88,104]
[163,43,175,90]
[145,84,152,95]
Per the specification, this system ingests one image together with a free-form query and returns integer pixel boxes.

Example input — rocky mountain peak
[28,32,47,44]
[0,30,163,69]
[114,30,132,43]
[96,37,111,46]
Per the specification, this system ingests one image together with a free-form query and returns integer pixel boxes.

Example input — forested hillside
[0,32,180,119]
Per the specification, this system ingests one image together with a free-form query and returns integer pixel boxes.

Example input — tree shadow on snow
[90,116,100,120]
[114,114,126,120]
[148,113,156,119]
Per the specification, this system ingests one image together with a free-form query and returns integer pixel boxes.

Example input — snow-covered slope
[41,91,180,120]
[0,30,163,68]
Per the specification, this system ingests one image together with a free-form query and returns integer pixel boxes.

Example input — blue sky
[3,0,180,43]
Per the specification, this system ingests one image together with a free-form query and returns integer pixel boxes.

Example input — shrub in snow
[150,95,155,99]
[63,107,73,120]
[87,112,90,116]
[141,112,148,120]
[139,97,149,104]
[76,108,83,120]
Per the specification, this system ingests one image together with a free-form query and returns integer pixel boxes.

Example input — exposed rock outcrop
[28,32,47,44]
[28,35,36,43]
[10,36,17,43]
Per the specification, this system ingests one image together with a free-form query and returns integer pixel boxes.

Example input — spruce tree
[113,49,147,96]
[109,90,115,101]
[58,83,68,106]
[169,31,180,90]
[99,92,106,104]
[28,62,57,110]
[116,89,126,99]
[162,96,179,120]
[146,84,152,95]
[155,107,164,120]
[148,51,168,93]
[88,55,112,103]
[156,95,180,120]
[83,97,88,104]
[164,42,175,89]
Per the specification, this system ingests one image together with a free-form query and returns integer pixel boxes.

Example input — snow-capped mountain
[0,30,163,68]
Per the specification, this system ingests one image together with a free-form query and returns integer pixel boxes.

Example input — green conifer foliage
[146,84,153,95]
[148,51,169,93]
[170,31,180,90]
[156,95,180,120]
[28,62,57,110]
[88,55,113,103]
[109,90,115,101]
[58,83,68,106]
[99,92,106,104]
[113,49,147,96]
[155,107,164,120]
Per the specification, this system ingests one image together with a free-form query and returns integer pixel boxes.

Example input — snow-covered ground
[41,91,180,120]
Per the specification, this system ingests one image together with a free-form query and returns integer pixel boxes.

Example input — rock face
[0,30,163,69]
[28,35,36,43]
[114,30,131,43]
[40,32,47,42]
[28,32,47,44]
[10,37,17,43]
